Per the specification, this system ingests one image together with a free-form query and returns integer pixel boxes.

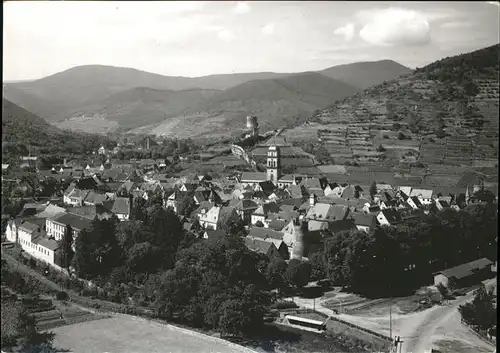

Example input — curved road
[288,279,496,353]
[399,279,496,353]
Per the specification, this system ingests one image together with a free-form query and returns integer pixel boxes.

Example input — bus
[283,315,327,332]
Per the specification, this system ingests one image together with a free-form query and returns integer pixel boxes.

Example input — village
[1,115,497,353]
[2,116,495,267]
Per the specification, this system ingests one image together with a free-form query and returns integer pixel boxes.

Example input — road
[398,278,496,353]
[287,279,496,353]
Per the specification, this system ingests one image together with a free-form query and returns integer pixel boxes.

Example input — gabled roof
[341,185,358,199]
[379,209,403,224]
[300,177,322,189]
[241,172,267,182]
[35,204,66,219]
[278,174,295,182]
[409,188,433,199]
[205,229,226,239]
[18,221,41,234]
[120,181,137,192]
[258,181,276,194]
[107,197,130,215]
[233,199,258,211]
[244,237,277,254]
[287,184,305,199]
[36,238,61,251]
[248,227,284,241]
[63,183,77,196]
[253,202,280,216]
[305,203,348,222]
[434,258,493,279]
[276,210,299,223]
[52,213,93,231]
[352,213,376,227]
[268,219,287,231]
[84,191,107,205]
[410,196,422,207]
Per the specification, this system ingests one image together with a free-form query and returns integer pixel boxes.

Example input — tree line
[308,202,497,297]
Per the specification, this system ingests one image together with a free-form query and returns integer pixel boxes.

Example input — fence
[327,315,392,342]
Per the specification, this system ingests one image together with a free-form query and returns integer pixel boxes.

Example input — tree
[266,257,288,293]
[354,189,360,199]
[377,144,386,152]
[458,284,496,332]
[398,132,406,140]
[369,181,377,200]
[255,220,264,228]
[59,224,74,269]
[286,259,311,289]
[177,194,196,217]
[126,242,162,274]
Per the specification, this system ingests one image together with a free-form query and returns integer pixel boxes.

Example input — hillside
[56,87,221,132]
[283,44,499,187]
[319,60,412,89]
[3,60,409,129]
[2,99,111,163]
[141,72,361,138]
[3,66,290,123]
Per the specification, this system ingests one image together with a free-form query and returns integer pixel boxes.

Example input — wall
[434,274,449,287]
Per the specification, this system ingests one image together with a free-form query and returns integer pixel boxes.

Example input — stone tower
[291,218,306,260]
[266,145,280,183]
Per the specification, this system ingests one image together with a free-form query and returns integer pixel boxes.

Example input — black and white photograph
[1,1,498,353]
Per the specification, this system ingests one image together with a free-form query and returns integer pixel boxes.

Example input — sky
[3,1,500,81]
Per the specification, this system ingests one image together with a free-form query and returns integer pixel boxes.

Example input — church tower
[266,145,280,183]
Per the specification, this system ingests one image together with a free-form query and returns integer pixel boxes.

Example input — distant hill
[2,99,111,163]
[3,60,410,128]
[283,44,499,172]
[3,66,290,122]
[140,72,361,139]
[319,60,412,89]
[61,87,221,131]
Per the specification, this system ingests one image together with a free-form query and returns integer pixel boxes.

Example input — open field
[51,314,259,353]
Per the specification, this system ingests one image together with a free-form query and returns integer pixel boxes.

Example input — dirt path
[399,279,496,353]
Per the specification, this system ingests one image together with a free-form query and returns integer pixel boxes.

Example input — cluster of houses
[4,143,490,273]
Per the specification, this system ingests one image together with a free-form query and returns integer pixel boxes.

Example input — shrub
[56,291,69,301]
[398,132,406,140]
[435,129,446,138]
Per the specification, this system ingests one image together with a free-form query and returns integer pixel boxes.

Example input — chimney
[63,158,67,167]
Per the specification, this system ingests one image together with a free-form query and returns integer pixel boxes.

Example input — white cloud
[334,23,355,41]
[487,1,499,6]
[262,23,275,36]
[233,2,250,14]
[359,8,431,47]
[218,29,235,41]
[440,21,474,29]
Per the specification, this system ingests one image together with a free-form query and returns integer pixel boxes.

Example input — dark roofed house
[233,199,259,224]
[83,191,108,206]
[203,229,227,240]
[351,213,377,232]
[433,258,494,288]
[244,237,281,258]
[105,197,131,221]
[377,209,403,226]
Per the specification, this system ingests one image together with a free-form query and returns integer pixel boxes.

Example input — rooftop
[435,258,494,279]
